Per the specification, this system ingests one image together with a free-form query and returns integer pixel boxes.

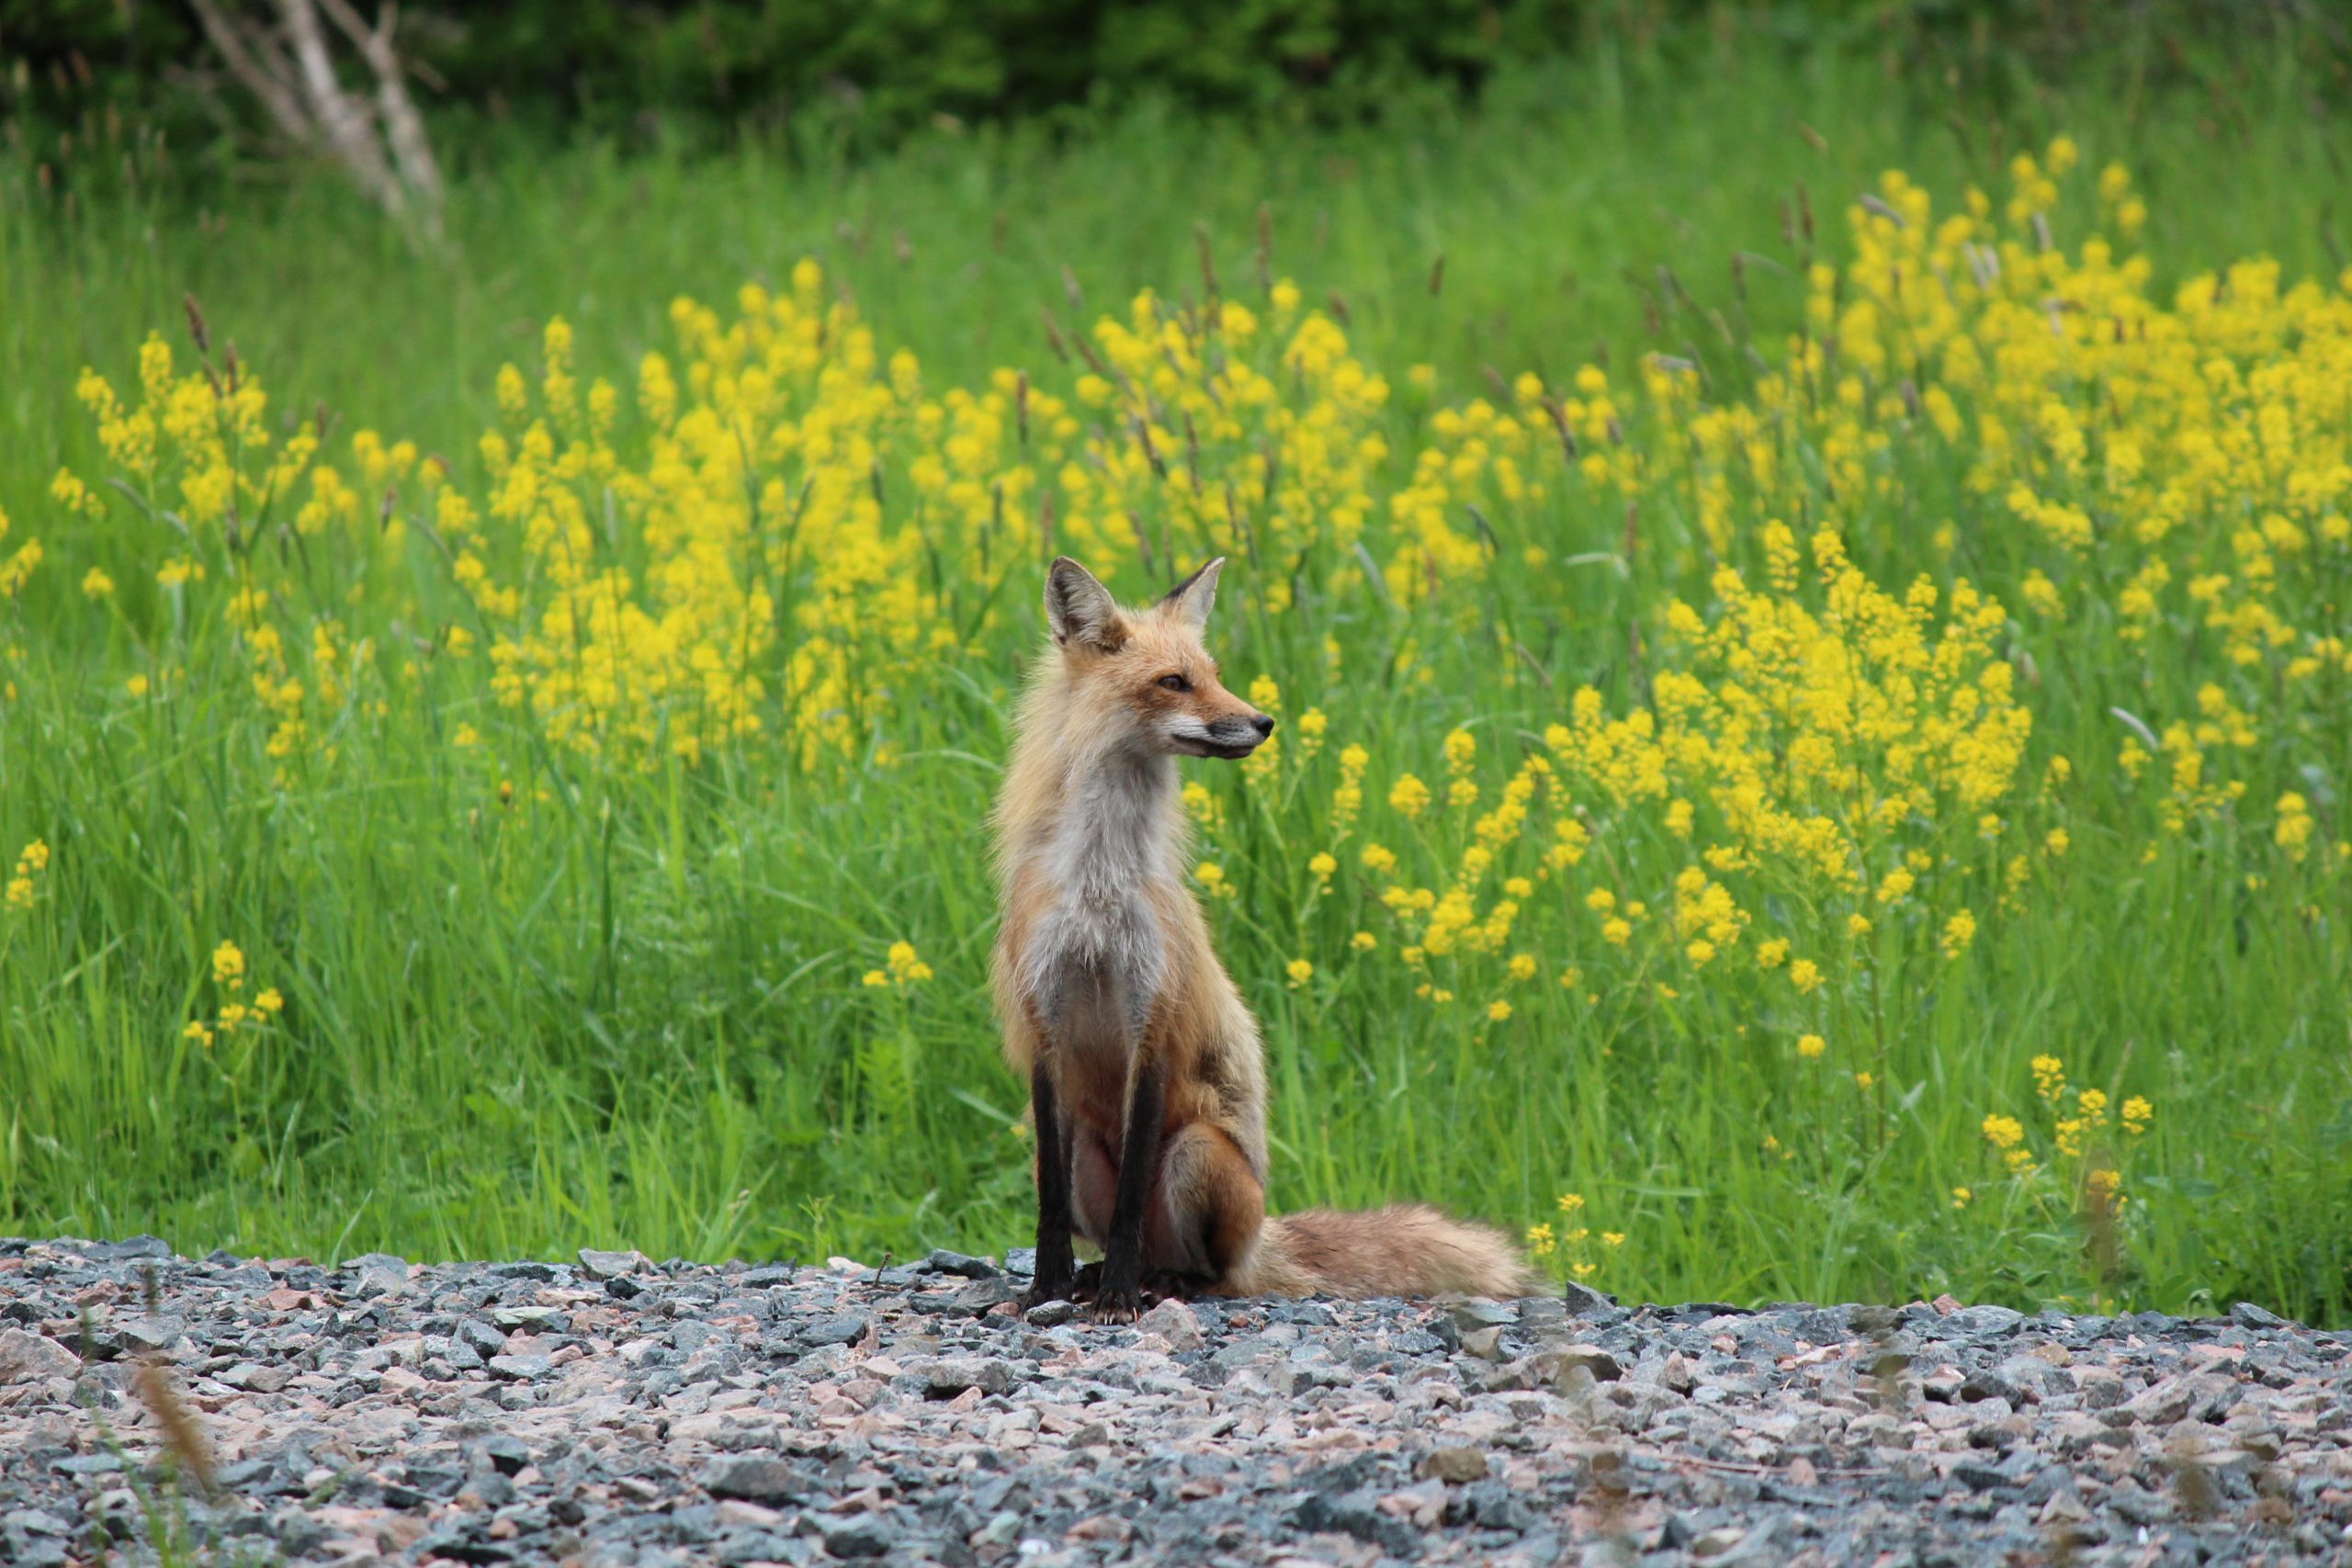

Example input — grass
[3,28,2348,1322]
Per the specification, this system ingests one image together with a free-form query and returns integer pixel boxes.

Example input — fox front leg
[1023,1061,1079,1309]
[1091,1058,1167,1324]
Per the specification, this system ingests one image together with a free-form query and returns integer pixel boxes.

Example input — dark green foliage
[5,0,2338,181]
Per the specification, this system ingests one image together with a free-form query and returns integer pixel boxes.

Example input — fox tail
[1227,1203,1538,1300]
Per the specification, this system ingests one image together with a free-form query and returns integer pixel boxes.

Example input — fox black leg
[1093,1059,1166,1324]
[1143,1269,1197,1301]
[1024,1062,1079,1309]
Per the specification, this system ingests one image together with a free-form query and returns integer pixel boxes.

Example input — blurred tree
[185,0,443,233]
[1,0,2337,196]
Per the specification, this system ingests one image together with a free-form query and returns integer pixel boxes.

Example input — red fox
[990,556,1536,1319]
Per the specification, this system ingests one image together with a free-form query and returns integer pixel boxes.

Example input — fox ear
[1045,557,1125,650]
[1160,557,1224,630]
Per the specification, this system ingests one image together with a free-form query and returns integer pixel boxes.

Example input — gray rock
[1690,1515,1781,1564]
[0,1329,80,1384]
[912,1280,1019,1317]
[490,1304,566,1330]
[2229,1301,2288,1330]
[1961,1368,2022,1404]
[795,1313,869,1348]
[969,1511,1023,1549]
[917,1356,1016,1396]
[1953,1460,2021,1492]
[578,1248,649,1280]
[115,1314,184,1355]
[1419,1446,1488,1483]
[1793,1307,1849,1345]
[1534,1344,1623,1382]
[487,1353,556,1382]
[1946,1305,2027,1339]
[481,1434,530,1476]
[1459,1325,1508,1360]
[821,1520,893,1558]
[702,1456,813,1504]
[1452,1478,1535,1532]
[2,1509,70,1538]
[0,1237,2334,1568]
[221,1361,293,1393]
[1561,1280,1614,1314]
[922,1249,1000,1279]
[2079,1373,2127,1410]
[2120,1377,2196,1426]
[340,1252,412,1297]
[457,1317,508,1358]
[1293,1489,1416,1553]
[1452,1301,1519,1331]
[1136,1297,1206,1350]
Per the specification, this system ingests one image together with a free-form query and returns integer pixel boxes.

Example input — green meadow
[3,31,2347,1323]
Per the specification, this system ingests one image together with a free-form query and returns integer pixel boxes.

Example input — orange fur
[990,557,1535,1302]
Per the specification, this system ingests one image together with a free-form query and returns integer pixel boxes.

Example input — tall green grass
[3,36,2347,1320]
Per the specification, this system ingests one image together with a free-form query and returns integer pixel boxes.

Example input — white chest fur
[1013,752,1178,1047]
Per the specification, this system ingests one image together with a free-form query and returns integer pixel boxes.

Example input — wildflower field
[4,44,2348,1324]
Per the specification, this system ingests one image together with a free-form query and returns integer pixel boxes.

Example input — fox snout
[1197,708,1274,758]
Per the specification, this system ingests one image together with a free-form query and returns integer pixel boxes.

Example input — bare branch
[188,0,445,241]
[317,0,444,228]
[186,0,311,140]
[277,0,405,216]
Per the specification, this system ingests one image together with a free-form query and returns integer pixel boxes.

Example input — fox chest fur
[1007,750,1182,1061]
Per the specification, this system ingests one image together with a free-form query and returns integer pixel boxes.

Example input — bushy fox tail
[1227,1204,1538,1300]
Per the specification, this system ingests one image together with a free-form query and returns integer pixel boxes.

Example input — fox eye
[1157,673,1191,693]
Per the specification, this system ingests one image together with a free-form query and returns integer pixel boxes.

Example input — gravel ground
[2,1237,2348,1566]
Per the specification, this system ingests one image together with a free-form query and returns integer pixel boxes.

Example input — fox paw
[1022,1247,1081,1311]
[1144,1269,1199,1302]
[1090,1282,1145,1325]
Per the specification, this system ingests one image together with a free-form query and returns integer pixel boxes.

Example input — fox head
[1041,555,1273,761]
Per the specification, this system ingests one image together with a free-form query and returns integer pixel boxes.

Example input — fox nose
[1250,713,1275,739]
